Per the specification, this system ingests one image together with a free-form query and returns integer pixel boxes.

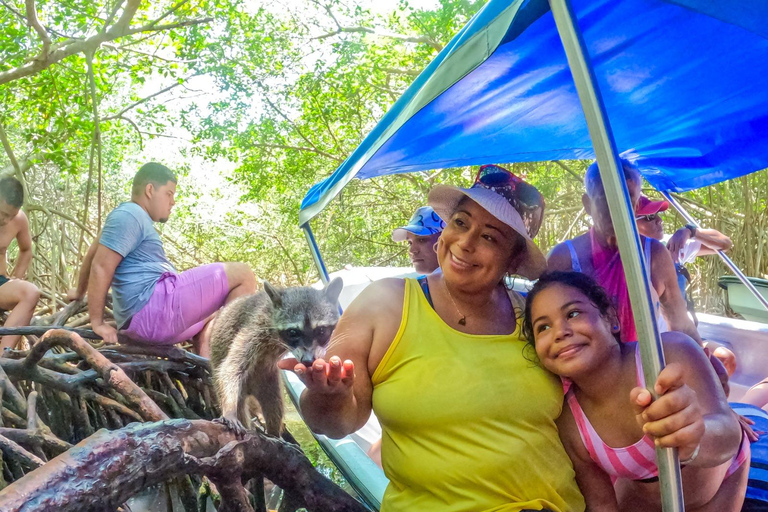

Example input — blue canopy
[300,0,768,226]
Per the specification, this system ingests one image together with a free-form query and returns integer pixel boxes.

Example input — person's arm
[557,407,620,512]
[278,279,403,439]
[69,236,100,301]
[547,243,574,272]
[10,213,33,279]
[651,240,702,345]
[666,227,732,260]
[689,227,732,256]
[634,332,742,468]
[90,208,146,343]
[88,245,123,344]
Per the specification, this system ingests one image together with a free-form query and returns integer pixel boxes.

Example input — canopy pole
[661,191,768,313]
[302,223,331,285]
[547,1,684,510]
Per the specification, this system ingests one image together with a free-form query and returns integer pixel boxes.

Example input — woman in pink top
[522,271,749,512]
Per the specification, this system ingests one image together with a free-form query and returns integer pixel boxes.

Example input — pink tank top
[566,344,657,481]
[566,343,749,482]
[564,231,668,341]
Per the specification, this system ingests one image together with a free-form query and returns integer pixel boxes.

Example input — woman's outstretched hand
[630,362,705,462]
[278,355,356,397]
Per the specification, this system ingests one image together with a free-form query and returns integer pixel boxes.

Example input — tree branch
[0,123,21,174]
[24,0,52,58]
[123,16,213,37]
[112,115,144,149]
[0,420,367,512]
[25,204,96,237]
[313,26,443,51]
[103,81,183,121]
[252,143,343,163]
[101,0,126,33]
[0,0,207,86]
[85,51,104,228]
[257,84,342,163]
[0,433,44,469]
[26,330,168,421]
[553,160,583,183]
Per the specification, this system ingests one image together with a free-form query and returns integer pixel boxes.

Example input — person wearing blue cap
[391,206,445,274]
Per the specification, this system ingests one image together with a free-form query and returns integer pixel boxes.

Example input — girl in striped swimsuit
[523,271,749,512]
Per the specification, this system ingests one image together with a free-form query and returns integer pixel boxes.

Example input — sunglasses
[473,164,545,238]
[635,213,662,222]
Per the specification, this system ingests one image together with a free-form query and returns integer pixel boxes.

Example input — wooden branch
[0,123,21,175]
[0,326,101,340]
[552,160,584,183]
[101,0,126,32]
[0,0,141,86]
[26,330,168,421]
[123,16,213,37]
[100,344,210,370]
[381,66,420,77]
[0,428,71,455]
[142,0,192,28]
[257,85,342,163]
[0,434,44,469]
[26,391,39,430]
[52,299,86,327]
[84,50,103,228]
[0,420,367,512]
[313,25,443,51]
[0,366,49,433]
[103,81,183,121]
[0,0,25,23]
[251,143,342,163]
[25,0,52,58]
[25,204,96,237]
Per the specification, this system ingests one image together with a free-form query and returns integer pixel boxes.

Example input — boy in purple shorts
[71,163,256,357]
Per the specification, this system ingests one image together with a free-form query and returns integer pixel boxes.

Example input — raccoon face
[278,322,337,366]
[265,277,343,366]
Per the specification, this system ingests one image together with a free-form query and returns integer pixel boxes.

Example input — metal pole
[302,223,331,285]
[661,191,768,312]
[547,1,685,510]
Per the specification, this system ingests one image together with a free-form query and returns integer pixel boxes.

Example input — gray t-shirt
[99,202,176,327]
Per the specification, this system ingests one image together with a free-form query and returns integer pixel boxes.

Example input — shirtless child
[0,176,40,350]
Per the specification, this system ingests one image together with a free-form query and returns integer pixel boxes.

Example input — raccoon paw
[214,416,248,438]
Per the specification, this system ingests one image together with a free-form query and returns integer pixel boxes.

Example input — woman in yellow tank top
[280,165,586,512]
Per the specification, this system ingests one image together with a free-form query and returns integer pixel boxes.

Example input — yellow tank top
[371,278,585,512]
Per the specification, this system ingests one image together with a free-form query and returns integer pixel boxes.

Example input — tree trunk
[0,419,367,512]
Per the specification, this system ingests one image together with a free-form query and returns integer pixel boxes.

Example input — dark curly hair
[522,271,620,345]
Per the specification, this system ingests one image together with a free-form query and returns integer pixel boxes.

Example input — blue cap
[391,206,446,242]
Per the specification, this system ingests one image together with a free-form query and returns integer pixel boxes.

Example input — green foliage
[1,0,765,318]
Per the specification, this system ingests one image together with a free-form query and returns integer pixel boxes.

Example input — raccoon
[210,277,343,436]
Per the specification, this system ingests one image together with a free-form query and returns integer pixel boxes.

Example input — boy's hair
[0,176,24,208]
[131,162,177,197]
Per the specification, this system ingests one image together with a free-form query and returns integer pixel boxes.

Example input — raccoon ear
[324,277,343,304]
[263,281,282,306]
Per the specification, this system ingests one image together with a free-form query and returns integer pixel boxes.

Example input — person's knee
[224,262,256,291]
[19,282,40,307]
[712,346,737,377]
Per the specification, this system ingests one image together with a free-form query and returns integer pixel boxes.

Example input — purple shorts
[121,263,229,345]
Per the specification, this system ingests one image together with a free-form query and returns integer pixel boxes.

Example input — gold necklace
[443,280,492,326]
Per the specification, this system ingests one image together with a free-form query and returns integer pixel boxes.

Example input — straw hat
[428,165,547,279]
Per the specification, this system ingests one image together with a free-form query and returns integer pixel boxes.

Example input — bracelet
[680,443,701,466]
[685,223,697,238]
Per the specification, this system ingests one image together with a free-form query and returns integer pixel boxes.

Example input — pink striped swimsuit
[566,343,750,483]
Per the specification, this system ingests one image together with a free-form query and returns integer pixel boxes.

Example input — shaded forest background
[1,0,766,318]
